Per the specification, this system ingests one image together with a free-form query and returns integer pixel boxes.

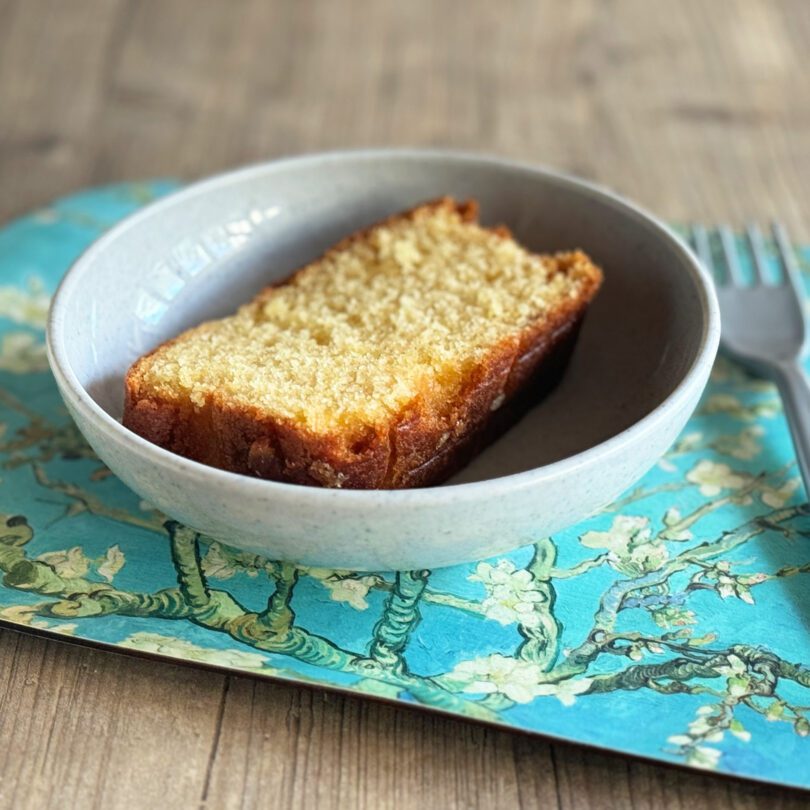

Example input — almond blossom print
[701,393,780,420]
[121,632,271,669]
[447,655,544,703]
[760,478,801,508]
[0,277,49,329]
[580,515,668,576]
[303,567,384,610]
[686,460,749,496]
[712,426,765,461]
[0,332,48,374]
[709,356,774,392]
[469,559,546,627]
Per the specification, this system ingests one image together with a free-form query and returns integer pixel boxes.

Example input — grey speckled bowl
[47,150,719,570]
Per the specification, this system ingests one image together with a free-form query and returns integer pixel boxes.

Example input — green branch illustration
[556,505,810,680]
[0,513,498,721]
[0,394,103,472]
[369,570,429,672]
[517,538,560,670]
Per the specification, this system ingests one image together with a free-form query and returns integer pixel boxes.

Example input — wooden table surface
[1,1,809,807]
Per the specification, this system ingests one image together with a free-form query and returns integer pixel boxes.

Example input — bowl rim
[46,147,721,506]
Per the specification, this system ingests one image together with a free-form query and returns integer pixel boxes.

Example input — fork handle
[773,361,810,496]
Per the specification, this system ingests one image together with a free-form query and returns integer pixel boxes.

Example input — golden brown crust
[123,201,603,489]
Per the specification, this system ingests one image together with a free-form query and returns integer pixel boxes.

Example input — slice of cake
[123,198,602,488]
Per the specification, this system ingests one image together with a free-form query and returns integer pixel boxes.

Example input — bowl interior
[54,153,706,484]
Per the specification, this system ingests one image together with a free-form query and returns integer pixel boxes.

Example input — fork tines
[690,222,802,291]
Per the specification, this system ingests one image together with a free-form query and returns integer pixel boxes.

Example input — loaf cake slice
[124,198,602,488]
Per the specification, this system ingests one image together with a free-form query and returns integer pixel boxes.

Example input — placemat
[1,182,809,789]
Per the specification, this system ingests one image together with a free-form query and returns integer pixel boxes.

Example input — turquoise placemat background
[1,183,809,789]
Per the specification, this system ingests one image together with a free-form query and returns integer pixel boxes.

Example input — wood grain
[1,0,809,807]
[1,632,807,810]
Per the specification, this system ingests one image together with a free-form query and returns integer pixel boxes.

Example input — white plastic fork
[691,222,810,493]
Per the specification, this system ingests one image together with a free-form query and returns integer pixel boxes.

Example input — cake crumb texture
[124,198,602,488]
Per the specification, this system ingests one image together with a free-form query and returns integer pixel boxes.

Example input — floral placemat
[1,182,810,789]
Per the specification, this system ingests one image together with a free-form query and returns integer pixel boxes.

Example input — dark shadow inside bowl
[449,271,681,482]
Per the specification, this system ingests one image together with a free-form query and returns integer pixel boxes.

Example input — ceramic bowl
[47,150,720,570]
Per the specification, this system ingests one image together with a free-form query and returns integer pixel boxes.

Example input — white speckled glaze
[46,150,720,571]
